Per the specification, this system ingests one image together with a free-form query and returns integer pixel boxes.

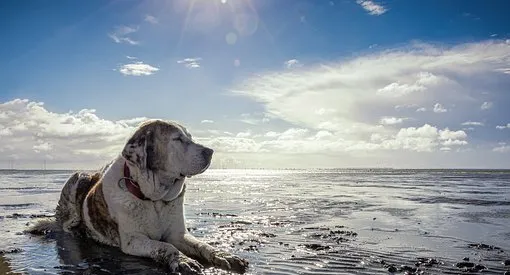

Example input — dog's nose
[202,148,214,160]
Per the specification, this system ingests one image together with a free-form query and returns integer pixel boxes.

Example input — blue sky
[1,0,510,169]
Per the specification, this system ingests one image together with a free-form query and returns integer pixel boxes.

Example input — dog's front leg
[172,233,249,274]
[120,232,205,275]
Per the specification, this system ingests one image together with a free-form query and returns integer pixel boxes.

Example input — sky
[1,0,510,169]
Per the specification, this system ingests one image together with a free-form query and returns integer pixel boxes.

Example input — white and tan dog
[31,119,248,274]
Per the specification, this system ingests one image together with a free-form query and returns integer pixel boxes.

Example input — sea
[0,169,509,275]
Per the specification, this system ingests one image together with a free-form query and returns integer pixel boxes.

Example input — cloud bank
[0,99,146,168]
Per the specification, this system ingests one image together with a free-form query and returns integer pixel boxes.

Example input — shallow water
[1,169,510,274]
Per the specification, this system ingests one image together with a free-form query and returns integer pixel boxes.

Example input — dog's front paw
[211,251,249,274]
[169,254,204,275]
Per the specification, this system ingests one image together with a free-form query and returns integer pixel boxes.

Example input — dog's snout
[202,148,214,160]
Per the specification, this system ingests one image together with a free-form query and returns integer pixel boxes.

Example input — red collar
[123,162,149,201]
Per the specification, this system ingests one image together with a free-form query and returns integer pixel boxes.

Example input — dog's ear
[122,129,157,170]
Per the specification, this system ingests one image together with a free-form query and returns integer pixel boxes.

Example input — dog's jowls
[28,119,249,274]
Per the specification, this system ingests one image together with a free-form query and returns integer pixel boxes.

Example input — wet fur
[27,120,248,275]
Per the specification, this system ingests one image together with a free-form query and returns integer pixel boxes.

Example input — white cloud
[461,121,484,126]
[481,101,493,110]
[177,58,201,69]
[315,108,336,115]
[380,117,406,125]
[269,128,309,140]
[126,55,137,60]
[232,40,510,142]
[377,72,443,97]
[199,137,261,153]
[0,99,147,168]
[395,104,418,110]
[228,40,510,167]
[201,120,214,124]
[264,131,280,138]
[284,59,302,69]
[108,25,139,45]
[496,123,510,129]
[117,117,149,127]
[356,0,388,15]
[144,15,158,24]
[239,113,271,125]
[378,124,467,152]
[33,142,53,153]
[202,124,467,156]
[314,130,333,140]
[433,103,447,113]
[442,139,468,146]
[493,143,510,153]
[118,62,159,76]
[438,128,467,140]
[236,131,251,138]
[0,99,502,168]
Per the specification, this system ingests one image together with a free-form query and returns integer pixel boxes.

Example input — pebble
[415,257,441,267]
[456,262,475,268]
[387,265,397,273]
[400,265,417,273]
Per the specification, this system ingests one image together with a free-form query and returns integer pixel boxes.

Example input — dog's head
[121,119,213,201]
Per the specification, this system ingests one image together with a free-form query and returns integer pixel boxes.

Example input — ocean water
[1,169,510,274]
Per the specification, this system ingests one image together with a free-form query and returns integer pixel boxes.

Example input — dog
[28,119,248,274]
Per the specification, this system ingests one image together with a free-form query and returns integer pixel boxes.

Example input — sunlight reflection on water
[1,169,509,274]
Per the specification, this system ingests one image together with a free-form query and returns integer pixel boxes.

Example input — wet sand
[1,169,510,274]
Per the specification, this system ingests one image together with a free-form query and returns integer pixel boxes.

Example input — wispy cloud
[284,59,302,69]
[239,113,271,125]
[118,62,159,76]
[461,121,484,126]
[201,120,214,124]
[177,58,201,69]
[496,123,510,129]
[433,103,447,113]
[144,15,158,24]
[108,25,139,45]
[481,101,493,110]
[356,0,387,16]
[126,55,137,60]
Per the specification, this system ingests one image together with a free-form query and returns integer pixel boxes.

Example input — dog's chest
[134,200,183,240]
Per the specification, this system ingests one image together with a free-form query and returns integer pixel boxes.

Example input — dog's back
[27,171,101,236]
